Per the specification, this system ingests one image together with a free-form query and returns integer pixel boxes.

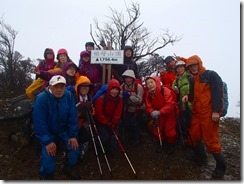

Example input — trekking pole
[184,102,194,147]
[85,109,112,175]
[111,129,137,176]
[88,119,103,175]
[174,102,185,147]
[76,102,103,175]
[153,117,163,152]
[121,102,128,142]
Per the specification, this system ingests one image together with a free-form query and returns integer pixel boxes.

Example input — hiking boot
[193,142,208,166]
[212,168,226,178]
[64,166,81,180]
[212,153,226,178]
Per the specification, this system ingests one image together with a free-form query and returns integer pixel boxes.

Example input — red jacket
[160,70,176,90]
[145,76,175,115]
[94,79,123,127]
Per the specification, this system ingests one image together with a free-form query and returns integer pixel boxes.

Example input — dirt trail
[0,118,240,180]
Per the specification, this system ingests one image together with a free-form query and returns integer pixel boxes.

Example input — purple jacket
[79,61,102,95]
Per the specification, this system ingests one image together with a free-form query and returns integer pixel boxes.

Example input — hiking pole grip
[112,129,137,175]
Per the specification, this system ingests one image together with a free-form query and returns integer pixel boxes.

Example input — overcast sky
[0,0,240,118]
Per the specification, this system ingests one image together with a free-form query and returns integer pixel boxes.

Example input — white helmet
[175,60,186,67]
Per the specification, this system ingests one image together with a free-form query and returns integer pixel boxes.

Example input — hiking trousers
[154,112,177,144]
[38,139,80,177]
[187,114,222,154]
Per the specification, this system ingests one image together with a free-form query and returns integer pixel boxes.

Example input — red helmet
[57,48,68,60]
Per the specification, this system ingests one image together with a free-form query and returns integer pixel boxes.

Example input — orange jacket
[187,55,223,116]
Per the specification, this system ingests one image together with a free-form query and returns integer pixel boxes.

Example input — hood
[80,50,90,58]
[186,55,206,75]
[145,76,162,94]
[44,48,55,59]
[107,79,121,97]
[75,75,93,97]
[122,69,136,80]
[80,51,91,66]
[124,45,134,59]
[62,62,78,73]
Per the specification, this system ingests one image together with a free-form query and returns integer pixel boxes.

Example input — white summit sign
[91,50,124,64]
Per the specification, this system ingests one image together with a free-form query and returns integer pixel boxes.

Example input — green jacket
[172,71,192,111]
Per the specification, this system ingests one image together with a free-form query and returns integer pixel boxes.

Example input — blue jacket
[33,88,78,146]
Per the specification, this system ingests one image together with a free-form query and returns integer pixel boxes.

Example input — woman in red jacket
[145,76,177,154]
[94,79,123,154]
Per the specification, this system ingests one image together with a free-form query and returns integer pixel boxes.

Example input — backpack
[222,82,229,117]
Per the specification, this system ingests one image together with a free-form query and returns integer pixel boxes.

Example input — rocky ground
[0,116,241,181]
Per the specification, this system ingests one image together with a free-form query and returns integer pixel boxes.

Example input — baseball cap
[49,75,66,86]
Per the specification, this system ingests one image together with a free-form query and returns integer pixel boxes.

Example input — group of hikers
[27,41,228,180]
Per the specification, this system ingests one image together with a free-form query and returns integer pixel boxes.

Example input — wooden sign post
[106,42,113,83]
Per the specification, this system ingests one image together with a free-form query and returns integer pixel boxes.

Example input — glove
[66,85,75,93]
[122,91,131,101]
[129,95,139,103]
[81,102,92,109]
[77,102,92,112]
[123,91,131,98]
[150,110,160,119]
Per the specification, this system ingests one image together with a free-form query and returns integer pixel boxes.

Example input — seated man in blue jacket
[32,75,80,180]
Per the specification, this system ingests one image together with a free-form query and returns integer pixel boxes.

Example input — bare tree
[0,18,33,99]
[137,54,165,79]
[91,2,181,62]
